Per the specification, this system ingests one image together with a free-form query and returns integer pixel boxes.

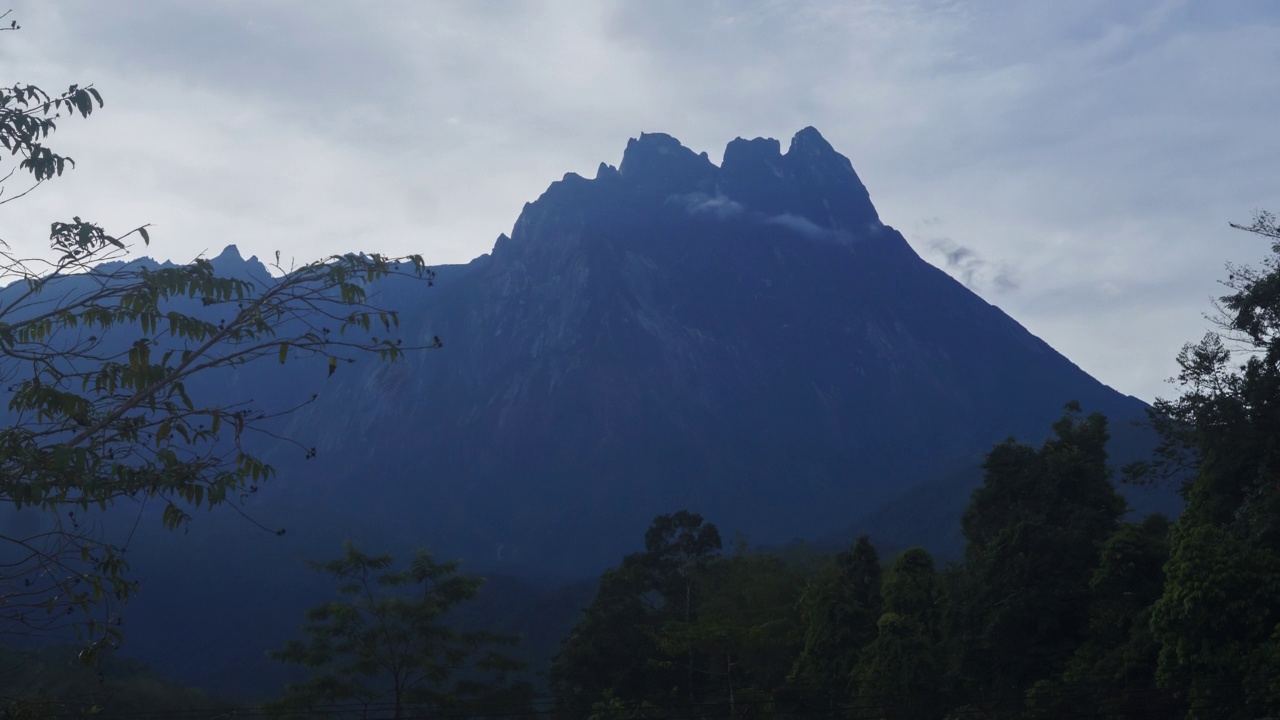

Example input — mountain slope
[86,127,1182,698]
[257,127,1154,576]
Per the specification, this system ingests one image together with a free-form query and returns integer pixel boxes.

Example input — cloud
[762,213,853,244]
[928,237,1020,293]
[675,194,854,244]
[677,193,745,219]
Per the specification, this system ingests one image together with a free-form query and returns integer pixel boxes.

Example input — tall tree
[956,404,1126,707]
[1023,515,1177,720]
[1140,212,1280,542]
[549,556,668,715]
[269,542,529,720]
[1149,524,1278,719]
[851,547,944,720]
[790,536,882,705]
[639,511,723,703]
[660,550,804,717]
[1140,212,1280,718]
[551,512,722,716]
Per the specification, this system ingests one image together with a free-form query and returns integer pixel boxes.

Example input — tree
[269,542,529,720]
[790,535,882,704]
[1149,524,1278,719]
[1128,211,1280,540]
[849,548,944,720]
[551,512,722,716]
[0,18,434,652]
[639,510,722,704]
[550,557,668,715]
[1140,212,1280,718]
[659,549,805,718]
[956,404,1126,707]
[1022,515,1177,720]
[642,510,724,621]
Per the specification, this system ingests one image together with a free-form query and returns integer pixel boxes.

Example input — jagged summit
[719,128,879,231]
[510,129,880,257]
[617,131,716,192]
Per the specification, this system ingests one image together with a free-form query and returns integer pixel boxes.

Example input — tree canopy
[269,542,529,720]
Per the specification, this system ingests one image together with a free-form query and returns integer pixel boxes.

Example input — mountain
[248,127,1164,576]
[36,128,1179,697]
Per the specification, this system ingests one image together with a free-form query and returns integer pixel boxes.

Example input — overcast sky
[2,1,1277,403]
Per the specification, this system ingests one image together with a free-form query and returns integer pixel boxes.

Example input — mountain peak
[618,132,716,192]
[214,244,243,263]
[717,128,880,231]
[788,126,834,154]
[504,129,886,260]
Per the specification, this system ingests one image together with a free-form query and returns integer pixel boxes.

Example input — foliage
[850,613,942,720]
[657,550,804,717]
[790,535,882,702]
[1134,210,1280,542]
[1137,212,1280,719]
[1053,514,1175,718]
[269,542,529,720]
[0,18,434,651]
[1149,524,1279,718]
[956,404,1126,705]
[850,548,944,720]
[550,556,670,714]
[879,547,941,638]
[641,510,724,616]
[551,512,722,716]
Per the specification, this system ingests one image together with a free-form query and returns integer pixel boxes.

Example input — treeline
[549,215,1280,720]
[549,408,1163,719]
[546,412,1244,719]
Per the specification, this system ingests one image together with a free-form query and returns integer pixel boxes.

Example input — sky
[1,1,1278,403]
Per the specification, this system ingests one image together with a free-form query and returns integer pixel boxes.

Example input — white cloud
[677,193,746,219]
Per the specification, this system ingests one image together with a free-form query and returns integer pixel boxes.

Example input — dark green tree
[269,542,529,720]
[549,557,668,715]
[850,548,944,720]
[1057,514,1174,716]
[639,511,723,704]
[659,549,804,717]
[1136,212,1280,542]
[849,614,942,720]
[790,535,882,705]
[1150,524,1280,719]
[956,404,1126,709]
[642,510,724,618]
[1022,515,1176,720]
[551,512,722,716]
[1140,213,1280,718]
[879,548,942,639]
